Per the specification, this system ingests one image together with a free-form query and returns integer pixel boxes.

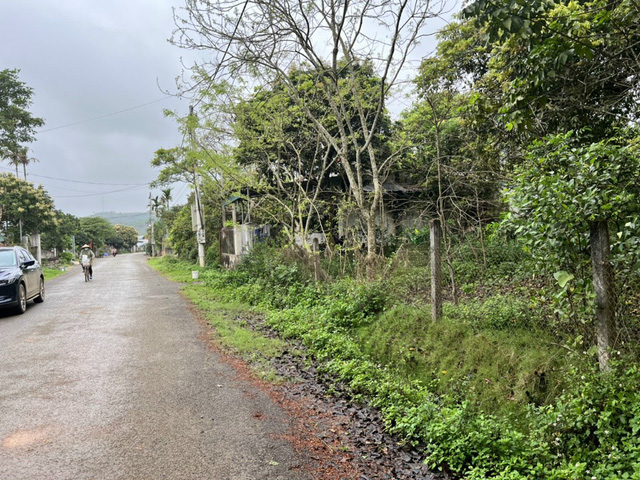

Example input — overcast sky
[0,0,197,218]
[1,1,456,220]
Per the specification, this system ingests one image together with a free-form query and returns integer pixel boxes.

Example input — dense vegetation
[152,233,640,479]
[148,0,639,477]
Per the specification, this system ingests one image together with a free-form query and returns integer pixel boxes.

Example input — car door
[18,248,38,297]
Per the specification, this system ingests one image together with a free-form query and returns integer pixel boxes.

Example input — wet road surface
[0,253,308,480]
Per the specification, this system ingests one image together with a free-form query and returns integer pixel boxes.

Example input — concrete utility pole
[149,193,155,257]
[189,105,206,268]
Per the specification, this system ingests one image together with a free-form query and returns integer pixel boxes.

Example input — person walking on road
[79,244,95,279]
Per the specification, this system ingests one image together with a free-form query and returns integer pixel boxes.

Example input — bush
[60,251,73,264]
[173,244,640,479]
[321,278,388,328]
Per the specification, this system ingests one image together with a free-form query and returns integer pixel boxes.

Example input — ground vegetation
[149,0,640,477]
[0,69,44,172]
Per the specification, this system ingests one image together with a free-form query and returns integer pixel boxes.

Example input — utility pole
[148,192,155,257]
[189,105,206,268]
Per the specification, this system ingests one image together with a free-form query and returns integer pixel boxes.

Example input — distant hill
[90,211,149,235]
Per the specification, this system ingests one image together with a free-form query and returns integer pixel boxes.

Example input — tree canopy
[0,173,56,242]
[76,217,117,249]
[0,69,44,165]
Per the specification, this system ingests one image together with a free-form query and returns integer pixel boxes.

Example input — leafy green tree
[113,224,138,250]
[41,211,79,253]
[503,131,640,368]
[172,0,444,262]
[463,0,640,138]
[0,173,56,243]
[0,69,45,165]
[234,66,385,244]
[76,217,116,250]
[168,204,197,261]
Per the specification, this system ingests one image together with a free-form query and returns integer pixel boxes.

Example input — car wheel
[34,278,45,303]
[15,283,27,314]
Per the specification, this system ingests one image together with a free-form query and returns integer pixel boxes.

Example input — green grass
[43,267,68,281]
[147,256,202,283]
[145,245,640,479]
[357,304,564,414]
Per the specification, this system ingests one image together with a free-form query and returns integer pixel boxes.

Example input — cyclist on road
[79,244,95,279]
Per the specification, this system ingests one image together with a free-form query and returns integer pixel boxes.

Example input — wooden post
[590,220,617,371]
[430,219,442,322]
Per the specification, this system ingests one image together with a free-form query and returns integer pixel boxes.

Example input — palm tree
[161,187,172,211]
[8,148,25,176]
[8,147,37,179]
[19,150,38,180]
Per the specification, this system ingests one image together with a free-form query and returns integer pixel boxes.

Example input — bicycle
[82,263,91,282]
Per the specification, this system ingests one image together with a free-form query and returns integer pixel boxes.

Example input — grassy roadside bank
[43,267,68,281]
[149,254,640,480]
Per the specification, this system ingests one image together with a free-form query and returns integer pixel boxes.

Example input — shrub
[321,278,388,328]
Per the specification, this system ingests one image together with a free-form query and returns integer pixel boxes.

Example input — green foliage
[168,204,197,261]
[113,224,138,250]
[41,211,79,253]
[76,216,117,249]
[0,69,45,160]
[43,267,67,281]
[59,251,73,264]
[445,295,534,330]
[0,173,57,241]
[503,132,640,322]
[156,245,640,479]
[321,278,388,328]
[183,284,288,371]
[464,0,640,137]
[147,256,200,283]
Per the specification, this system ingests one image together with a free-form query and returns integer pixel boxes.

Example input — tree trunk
[589,220,617,371]
[430,219,442,322]
[365,211,377,278]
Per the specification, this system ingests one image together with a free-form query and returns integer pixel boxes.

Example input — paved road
[0,253,308,480]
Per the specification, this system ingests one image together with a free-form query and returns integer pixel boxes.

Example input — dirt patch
[3,427,52,449]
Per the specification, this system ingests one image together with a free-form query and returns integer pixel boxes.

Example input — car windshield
[0,250,17,267]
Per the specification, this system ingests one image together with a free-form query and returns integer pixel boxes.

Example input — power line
[55,184,149,198]
[0,166,150,186]
[37,96,173,133]
[94,212,150,219]
[30,172,149,186]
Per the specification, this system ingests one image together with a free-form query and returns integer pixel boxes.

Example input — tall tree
[458,0,640,369]
[172,0,445,263]
[113,224,138,250]
[76,217,117,249]
[0,173,56,243]
[0,69,44,166]
[41,211,80,253]
[463,0,640,138]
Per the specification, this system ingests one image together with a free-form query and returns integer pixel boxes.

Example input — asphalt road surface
[0,253,309,480]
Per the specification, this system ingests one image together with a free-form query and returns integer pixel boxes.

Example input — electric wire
[0,165,150,186]
[37,96,173,133]
[55,184,149,198]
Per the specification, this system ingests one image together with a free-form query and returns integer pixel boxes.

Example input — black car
[0,246,45,314]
